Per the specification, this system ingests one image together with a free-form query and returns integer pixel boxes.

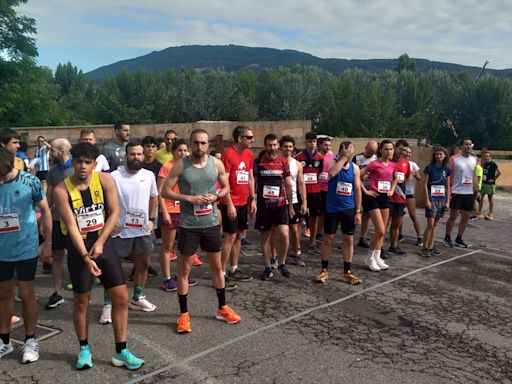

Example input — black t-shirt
[142,160,162,181]
[482,161,498,184]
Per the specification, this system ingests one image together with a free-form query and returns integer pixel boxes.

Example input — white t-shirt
[111,166,158,238]
[405,161,420,195]
[288,157,299,204]
[450,154,477,195]
[95,154,110,172]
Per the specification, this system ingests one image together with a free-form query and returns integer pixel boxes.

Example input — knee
[110,288,128,307]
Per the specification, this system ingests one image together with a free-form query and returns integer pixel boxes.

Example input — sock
[375,249,381,259]
[344,262,352,273]
[0,333,9,344]
[229,265,237,274]
[133,286,143,301]
[321,259,328,270]
[79,339,88,347]
[115,341,127,353]
[178,294,188,313]
[216,288,226,310]
[25,334,35,341]
[164,276,171,281]
[104,291,112,306]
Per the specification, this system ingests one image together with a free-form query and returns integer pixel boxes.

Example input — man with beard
[102,121,130,172]
[161,129,241,333]
[53,142,144,370]
[111,140,159,312]
[45,138,74,310]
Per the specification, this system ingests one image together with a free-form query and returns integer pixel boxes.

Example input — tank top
[289,157,298,204]
[178,155,218,228]
[326,160,355,213]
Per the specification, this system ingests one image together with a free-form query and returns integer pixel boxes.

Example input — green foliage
[0,0,37,61]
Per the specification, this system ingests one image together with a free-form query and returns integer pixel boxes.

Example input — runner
[79,128,110,172]
[420,147,451,257]
[220,126,256,286]
[478,151,500,220]
[444,138,479,248]
[360,140,397,271]
[0,147,52,363]
[102,121,130,171]
[0,128,25,170]
[353,140,378,248]
[155,129,176,165]
[254,133,295,280]
[317,136,335,242]
[111,140,158,312]
[280,135,308,267]
[161,129,241,333]
[314,141,362,284]
[295,132,324,255]
[399,146,423,246]
[53,142,144,370]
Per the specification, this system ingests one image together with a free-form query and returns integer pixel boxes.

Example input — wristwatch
[149,217,156,223]
[355,209,362,213]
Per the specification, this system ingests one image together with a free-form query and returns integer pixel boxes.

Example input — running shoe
[270,256,278,269]
[10,315,20,324]
[215,305,241,324]
[170,275,197,287]
[148,266,159,276]
[0,340,14,359]
[176,312,191,333]
[111,348,144,370]
[46,292,64,309]
[365,254,381,272]
[66,282,74,290]
[93,277,101,285]
[21,338,39,364]
[76,345,92,370]
[443,236,453,248]
[169,250,177,261]
[241,237,252,246]
[278,264,292,278]
[388,246,407,256]
[455,237,468,248]
[315,269,329,283]
[224,275,237,291]
[357,237,370,248]
[99,304,112,324]
[430,248,441,256]
[129,296,156,312]
[304,228,311,238]
[227,268,253,281]
[308,245,320,255]
[161,278,177,292]
[485,213,494,221]
[295,255,306,267]
[192,254,203,266]
[415,238,424,247]
[398,234,405,243]
[419,248,431,258]
[374,253,389,269]
[262,267,273,281]
[340,271,362,285]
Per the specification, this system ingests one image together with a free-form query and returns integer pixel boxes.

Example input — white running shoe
[374,254,389,270]
[365,254,381,271]
[99,304,112,324]
[0,340,14,359]
[129,296,156,312]
[21,338,39,363]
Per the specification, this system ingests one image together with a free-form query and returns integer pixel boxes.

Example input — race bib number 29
[77,210,104,233]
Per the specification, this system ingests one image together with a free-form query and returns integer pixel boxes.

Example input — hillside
[85,44,512,81]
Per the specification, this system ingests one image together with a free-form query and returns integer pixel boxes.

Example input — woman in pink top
[360,140,398,272]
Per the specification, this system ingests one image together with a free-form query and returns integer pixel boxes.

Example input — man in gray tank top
[161,129,241,333]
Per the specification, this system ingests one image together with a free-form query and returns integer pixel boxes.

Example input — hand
[89,240,104,259]
[339,143,355,159]
[86,258,102,277]
[426,200,432,209]
[146,220,154,233]
[40,243,52,262]
[366,190,379,197]
[300,203,308,216]
[227,204,237,221]
[204,193,218,204]
[161,212,171,225]
[249,199,257,216]
[188,194,211,205]
[444,202,450,209]
[355,212,362,225]
[289,205,296,218]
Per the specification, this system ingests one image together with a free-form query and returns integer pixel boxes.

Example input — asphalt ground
[2,194,512,384]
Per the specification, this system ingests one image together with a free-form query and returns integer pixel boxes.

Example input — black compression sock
[344,262,352,274]
[321,260,328,270]
[216,288,226,310]
[115,341,127,353]
[79,339,88,346]
[25,334,35,341]
[178,293,188,313]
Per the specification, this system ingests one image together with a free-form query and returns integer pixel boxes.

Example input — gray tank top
[178,155,218,228]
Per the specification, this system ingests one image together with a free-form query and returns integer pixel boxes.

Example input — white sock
[375,249,381,259]
[229,265,238,274]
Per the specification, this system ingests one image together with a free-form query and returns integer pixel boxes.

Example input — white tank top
[289,157,298,204]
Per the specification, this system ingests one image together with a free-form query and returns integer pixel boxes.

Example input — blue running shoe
[112,347,144,371]
[76,345,92,370]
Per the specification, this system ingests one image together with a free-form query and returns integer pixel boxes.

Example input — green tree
[0,0,37,61]
[395,53,416,73]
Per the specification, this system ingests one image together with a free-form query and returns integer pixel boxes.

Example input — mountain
[85,44,512,81]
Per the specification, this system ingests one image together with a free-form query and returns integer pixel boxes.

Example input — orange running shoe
[215,305,241,324]
[176,312,191,333]
[304,228,311,238]
[168,250,177,261]
[192,254,203,266]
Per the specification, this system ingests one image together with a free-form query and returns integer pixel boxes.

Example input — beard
[127,160,142,171]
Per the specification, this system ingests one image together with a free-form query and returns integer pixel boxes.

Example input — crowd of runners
[0,123,501,370]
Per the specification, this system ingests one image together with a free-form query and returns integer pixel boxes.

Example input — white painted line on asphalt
[125,249,481,384]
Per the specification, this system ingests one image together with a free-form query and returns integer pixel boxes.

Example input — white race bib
[462,176,473,186]
[77,210,104,233]
[336,182,353,196]
[431,185,446,197]
[0,213,20,233]
[319,172,328,181]
[124,212,145,228]
[193,203,213,216]
[263,185,280,200]
[396,172,405,183]
[236,170,249,185]
[175,200,180,206]
[304,173,318,184]
[377,181,391,193]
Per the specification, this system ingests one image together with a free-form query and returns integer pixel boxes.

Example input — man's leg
[445,208,459,239]
[130,250,155,311]
[108,285,129,343]
[221,232,237,272]
[228,231,243,269]
[0,279,15,335]
[275,224,290,265]
[73,292,91,342]
[456,211,470,238]
[389,214,402,248]
[488,194,494,215]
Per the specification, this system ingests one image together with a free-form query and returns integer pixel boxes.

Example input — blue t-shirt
[0,171,45,262]
[326,160,356,213]
[423,164,452,201]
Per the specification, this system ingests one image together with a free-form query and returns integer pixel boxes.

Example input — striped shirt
[34,145,49,172]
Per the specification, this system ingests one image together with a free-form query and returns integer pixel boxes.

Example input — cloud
[20,0,512,71]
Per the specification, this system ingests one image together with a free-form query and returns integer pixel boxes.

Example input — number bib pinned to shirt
[124,212,145,228]
[462,176,473,186]
[319,172,328,181]
[395,172,405,183]
[77,210,105,233]
[0,213,20,233]
[194,203,213,216]
[263,185,280,200]
[236,170,249,185]
[336,182,353,196]
[377,181,391,193]
[304,173,318,184]
[431,185,445,197]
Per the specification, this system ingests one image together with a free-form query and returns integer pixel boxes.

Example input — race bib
[263,185,280,200]
[0,213,20,233]
[377,181,391,193]
[396,172,405,183]
[462,176,473,186]
[236,170,249,185]
[304,173,318,184]
[77,210,104,233]
[319,172,328,181]
[431,185,445,197]
[336,182,353,196]
[124,212,145,228]
[175,200,180,206]
[194,203,213,216]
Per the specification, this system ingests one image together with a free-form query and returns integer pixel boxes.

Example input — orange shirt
[158,161,180,213]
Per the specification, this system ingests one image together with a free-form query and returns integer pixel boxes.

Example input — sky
[19,0,512,73]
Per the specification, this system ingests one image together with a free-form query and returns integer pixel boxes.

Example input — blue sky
[20,0,512,73]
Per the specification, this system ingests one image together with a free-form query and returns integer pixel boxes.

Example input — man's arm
[36,197,52,261]
[248,169,256,216]
[353,165,362,225]
[284,175,295,218]
[216,158,236,220]
[296,161,307,215]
